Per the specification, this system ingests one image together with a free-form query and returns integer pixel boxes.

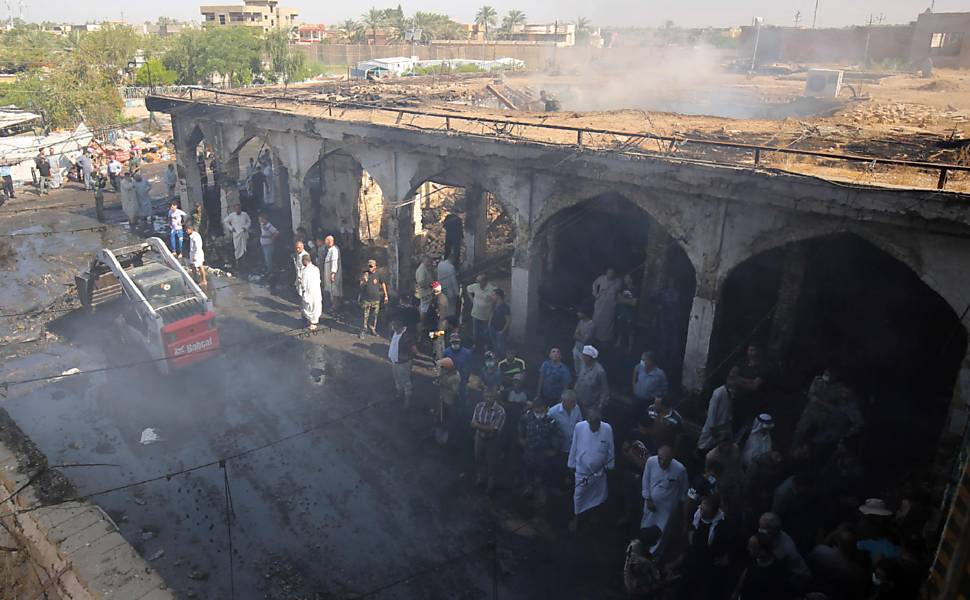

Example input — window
[929,32,964,57]
[219,15,226,25]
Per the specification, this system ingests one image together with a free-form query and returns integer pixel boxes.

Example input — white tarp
[0,108,40,130]
[0,123,94,183]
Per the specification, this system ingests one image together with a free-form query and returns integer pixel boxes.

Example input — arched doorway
[233,135,291,235]
[533,192,696,388]
[181,125,224,236]
[711,233,967,487]
[301,151,389,283]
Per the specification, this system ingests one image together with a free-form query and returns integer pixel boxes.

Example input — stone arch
[529,189,698,386]
[709,229,967,493]
[299,149,389,245]
[399,157,524,248]
[720,220,924,298]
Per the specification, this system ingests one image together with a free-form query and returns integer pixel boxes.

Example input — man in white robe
[262,163,275,205]
[299,255,322,329]
[591,268,621,343]
[120,173,138,226]
[223,204,251,264]
[323,235,342,309]
[292,240,310,294]
[133,174,153,222]
[567,409,614,532]
[641,445,688,561]
[697,376,737,453]
[186,224,207,286]
[163,164,179,201]
[436,256,459,318]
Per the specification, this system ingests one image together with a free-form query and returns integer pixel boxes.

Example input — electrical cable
[0,321,318,389]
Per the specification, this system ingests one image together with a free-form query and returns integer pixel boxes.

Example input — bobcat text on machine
[75,237,220,372]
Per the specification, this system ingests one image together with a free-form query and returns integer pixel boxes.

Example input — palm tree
[475,5,498,40]
[575,16,591,44]
[361,7,385,45]
[500,10,526,39]
[339,19,364,43]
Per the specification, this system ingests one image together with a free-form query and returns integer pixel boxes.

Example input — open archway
[300,150,390,281]
[710,232,967,487]
[532,192,696,388]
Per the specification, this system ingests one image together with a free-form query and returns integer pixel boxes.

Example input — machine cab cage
[76,237,220,373]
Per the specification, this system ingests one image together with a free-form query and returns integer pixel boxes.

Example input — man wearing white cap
[567,408,614,532]
[574,345,610,412]
[742,413,775,468]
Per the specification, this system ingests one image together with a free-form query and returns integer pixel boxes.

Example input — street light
[750,17,764,72]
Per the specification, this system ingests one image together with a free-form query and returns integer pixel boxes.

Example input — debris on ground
[139,428,161,445]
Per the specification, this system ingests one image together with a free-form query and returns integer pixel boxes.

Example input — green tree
[1,66,122,129]
[0,25,66,71]
[72,25,141,85]
[339,19,365,43]
[264,29,307,84]
[135,58,177,86]
[411,12,464,42]
[475,5,498,40]
[164,29,211,84]
[500,10,526,39]
[203,27,262,85]
[575,16,591,44]
[361,7,385,45]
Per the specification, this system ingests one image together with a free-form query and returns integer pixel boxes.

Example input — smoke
[520,45,772,119]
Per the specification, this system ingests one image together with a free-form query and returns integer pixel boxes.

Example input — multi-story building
[200,0,298,33]
[508,23,576,46]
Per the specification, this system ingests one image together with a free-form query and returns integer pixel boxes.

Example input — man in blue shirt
[443,332,472,402]
[536,347,572,405]
[632,351,669,415]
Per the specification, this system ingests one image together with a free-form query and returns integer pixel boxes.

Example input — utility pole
[812,0,820,28]
[863,15,873,67]
[794,11,801,27]
[750,16,764,72]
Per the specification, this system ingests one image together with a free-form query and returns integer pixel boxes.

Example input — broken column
[682,286,718,393]
[463,185,488,268]
[172,117,204,211]
[219,155,240,217]
[510,236,540,343]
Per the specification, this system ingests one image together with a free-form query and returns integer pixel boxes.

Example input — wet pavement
[0,170,628,599]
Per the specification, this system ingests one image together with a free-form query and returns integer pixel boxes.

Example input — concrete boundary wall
[0,440,172,599]
[296,42,601,68]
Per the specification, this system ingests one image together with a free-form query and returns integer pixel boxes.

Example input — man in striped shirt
[471,387,506,494]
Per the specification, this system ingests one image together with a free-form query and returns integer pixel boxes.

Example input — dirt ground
[194,68,970,192]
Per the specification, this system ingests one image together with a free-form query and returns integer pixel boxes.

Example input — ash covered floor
[0,169,628,599]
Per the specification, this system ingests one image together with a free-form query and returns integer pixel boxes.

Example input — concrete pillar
[219,155,240,218]
[172,117,203,212]
[510,242,540,343]
[768,242,809,359]
[683,293,717,392]
[464,185,488,268]
[178,151,204,212]
[395,201,419,297]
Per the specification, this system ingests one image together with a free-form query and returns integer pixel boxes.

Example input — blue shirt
[0,165,10,177]
[443,346,472,380]
[634,363,668,400]
[539,360,572,401]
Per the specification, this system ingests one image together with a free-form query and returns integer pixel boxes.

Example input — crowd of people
[21,149,935,598]
[378,253,934,600]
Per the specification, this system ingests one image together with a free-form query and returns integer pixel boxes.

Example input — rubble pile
[90,130,173,166]
[842,103,967,127]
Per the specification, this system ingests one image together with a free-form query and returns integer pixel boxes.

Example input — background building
[200,0,297,33]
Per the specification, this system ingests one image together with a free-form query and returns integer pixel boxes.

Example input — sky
[10,0,968,29]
